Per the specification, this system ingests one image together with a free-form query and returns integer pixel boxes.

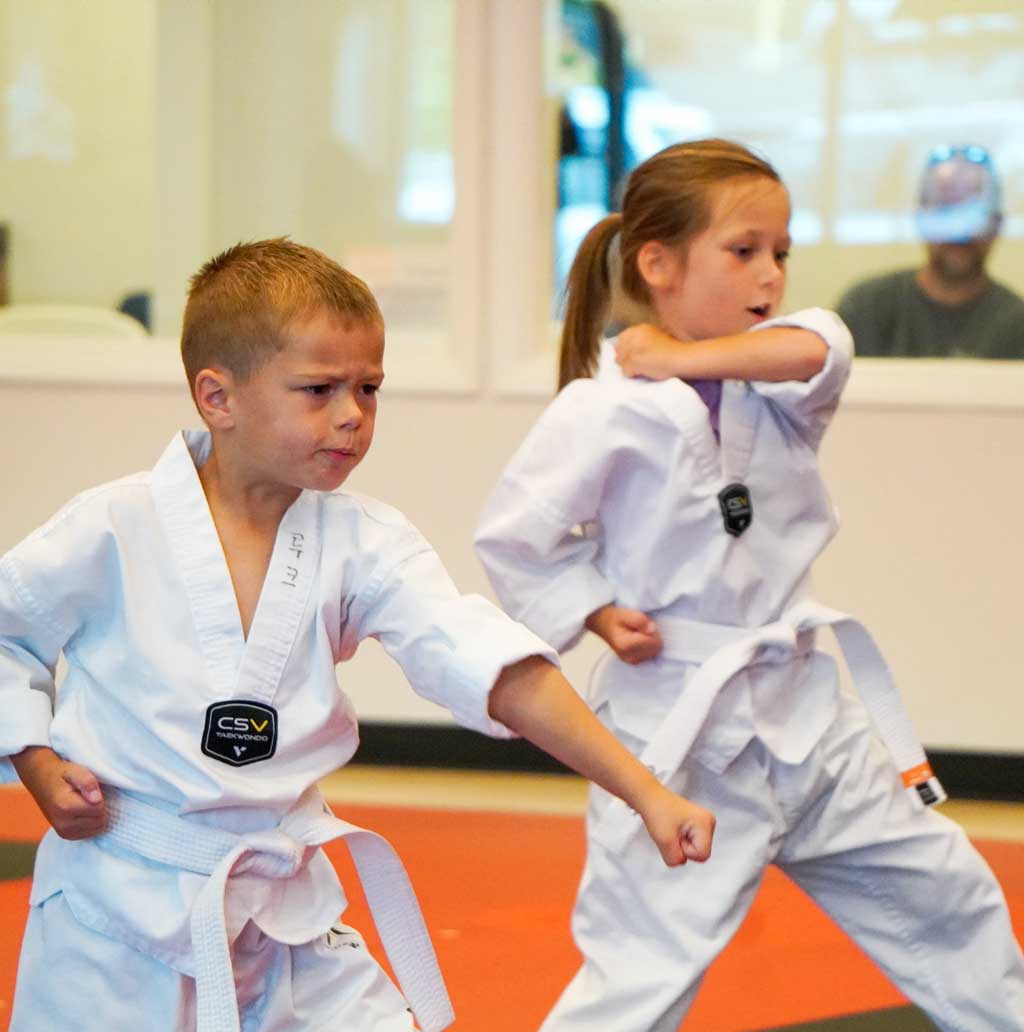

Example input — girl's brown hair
[558,138,781,389]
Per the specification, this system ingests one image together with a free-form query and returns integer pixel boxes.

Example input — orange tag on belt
[901,761,934,788]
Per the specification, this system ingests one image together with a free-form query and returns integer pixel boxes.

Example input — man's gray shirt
[837,269,1024,358]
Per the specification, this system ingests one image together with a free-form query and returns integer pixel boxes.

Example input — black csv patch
[718,482,753,537]
[202,701,278,767]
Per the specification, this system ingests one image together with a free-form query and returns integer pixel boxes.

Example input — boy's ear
[193,367,237,429]
[636,240,680,290]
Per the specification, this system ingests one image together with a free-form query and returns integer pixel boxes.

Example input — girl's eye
[776,250,790,264]
[733,246,754,259]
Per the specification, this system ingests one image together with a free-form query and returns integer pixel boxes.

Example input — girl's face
[643,176,791,342]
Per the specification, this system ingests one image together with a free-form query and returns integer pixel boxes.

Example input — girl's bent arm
[616,323,827,383]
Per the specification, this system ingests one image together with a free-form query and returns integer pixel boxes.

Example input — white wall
[0,360,1021,754]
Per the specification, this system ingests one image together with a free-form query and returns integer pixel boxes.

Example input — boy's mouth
[748,304,770,318]
[323,447,358,461]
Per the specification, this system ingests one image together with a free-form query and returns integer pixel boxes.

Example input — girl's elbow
[797,339,829,381]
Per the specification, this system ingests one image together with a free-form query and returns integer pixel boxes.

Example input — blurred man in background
[837,145,1024,358]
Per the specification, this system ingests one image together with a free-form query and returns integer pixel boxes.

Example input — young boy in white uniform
[1,239,714,1032]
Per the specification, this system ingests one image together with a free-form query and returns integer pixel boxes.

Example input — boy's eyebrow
[291,365,385,381]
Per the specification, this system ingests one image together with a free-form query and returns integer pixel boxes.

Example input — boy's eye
[733,246,754,259]
[776,250,790,264]
[303,384,331,396]
[360,383,380,397]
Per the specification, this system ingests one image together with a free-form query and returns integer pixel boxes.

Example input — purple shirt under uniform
[686,378,723,439]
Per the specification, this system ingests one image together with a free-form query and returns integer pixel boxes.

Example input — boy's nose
[332,394,362,428]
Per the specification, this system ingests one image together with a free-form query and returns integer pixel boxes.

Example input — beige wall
[0,1,1021,756]
[0,372,1021,754]
[0,0,155,307]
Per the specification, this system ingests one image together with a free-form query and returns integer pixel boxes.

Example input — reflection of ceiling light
[789,209,823,247]
[625,90,713,162]
[398,151,453,224]
[6,57,76,163]
[977,14,1020,32]
[937,15,974,37]
[566,86,609,132]
[753,0,783,70]
[848,0,902,22]
[871,19,928,43]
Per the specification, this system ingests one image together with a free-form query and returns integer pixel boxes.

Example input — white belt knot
[227,828,312,879]
[594,601,945,854]
[750,622,798,663]
[99,788,454,1032]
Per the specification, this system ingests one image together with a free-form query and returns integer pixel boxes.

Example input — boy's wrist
[10,744,59,780]
[623,769,669,820]
[584,604,616,639]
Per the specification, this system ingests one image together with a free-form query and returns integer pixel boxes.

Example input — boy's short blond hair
[181,238,382,397]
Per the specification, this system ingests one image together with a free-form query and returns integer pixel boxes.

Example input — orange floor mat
[1,786,1021,1032]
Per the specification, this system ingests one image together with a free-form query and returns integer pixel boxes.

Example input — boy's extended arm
[488,655,715,865]
[615,323,827,383]
[11,745,107,839]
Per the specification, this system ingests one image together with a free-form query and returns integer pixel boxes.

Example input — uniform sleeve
[474,383,618,652]
[0,553,66,782]
[0,496,114,782]
[351,529,559,740]
[748,307,854,450]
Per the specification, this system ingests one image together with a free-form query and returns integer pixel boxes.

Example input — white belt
[593,599,946,853]
[99,787,454,1032]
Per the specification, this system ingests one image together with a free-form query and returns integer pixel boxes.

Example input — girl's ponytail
[558,213,622,389]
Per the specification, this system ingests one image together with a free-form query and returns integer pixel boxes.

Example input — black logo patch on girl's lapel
[202,701,278,766]
[718,483,753,537]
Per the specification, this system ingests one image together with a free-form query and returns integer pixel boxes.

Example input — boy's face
[224,310,384,494]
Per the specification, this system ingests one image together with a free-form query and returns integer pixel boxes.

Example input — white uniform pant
[541,692,1024,1032]
[12,898,417,1032]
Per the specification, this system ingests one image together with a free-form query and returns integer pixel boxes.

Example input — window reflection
[551,0,1024,358]
[0,0,156,328]
[0,0,456,345]
[212,0,455,340]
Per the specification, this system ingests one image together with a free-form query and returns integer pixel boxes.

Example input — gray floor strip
[760,1005,936,1031]
[0,841,37,881]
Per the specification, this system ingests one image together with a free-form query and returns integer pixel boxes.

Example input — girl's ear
[636,240,682,291]
[194,368,237,430]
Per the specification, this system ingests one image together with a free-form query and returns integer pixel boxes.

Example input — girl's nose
[761,256,785,289]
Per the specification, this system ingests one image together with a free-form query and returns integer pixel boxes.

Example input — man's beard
[928,244,986,285]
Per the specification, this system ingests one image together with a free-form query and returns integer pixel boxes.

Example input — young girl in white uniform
[475,139,1024,1032]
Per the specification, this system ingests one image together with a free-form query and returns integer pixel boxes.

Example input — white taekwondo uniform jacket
[476,311,1024,1032]
[0,429,555,979]
[475,308,855,775]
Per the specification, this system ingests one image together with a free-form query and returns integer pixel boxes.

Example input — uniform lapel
[718,381,760,487]
[151,431,246,698]
[150,431,323,705]
[231,488,321,705]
